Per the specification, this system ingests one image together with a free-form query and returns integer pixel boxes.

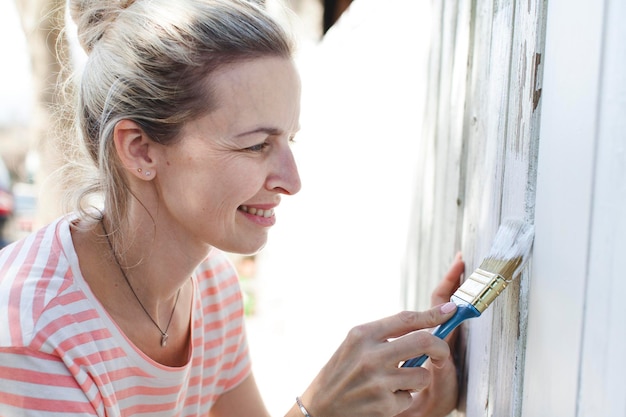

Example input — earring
[137,168,143,173]
[145,171,152,176]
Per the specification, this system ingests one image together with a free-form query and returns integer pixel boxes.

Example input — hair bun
[69,0,136,54]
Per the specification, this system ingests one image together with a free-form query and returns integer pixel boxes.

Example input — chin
[227,237,268,256]
[240,242,267,256]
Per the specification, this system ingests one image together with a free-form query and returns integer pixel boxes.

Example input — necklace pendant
[161,333,168,347]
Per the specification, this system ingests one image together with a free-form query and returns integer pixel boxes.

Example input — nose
[266,145,301,195]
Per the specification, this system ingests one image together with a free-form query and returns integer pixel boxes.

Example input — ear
[113,119,157,180]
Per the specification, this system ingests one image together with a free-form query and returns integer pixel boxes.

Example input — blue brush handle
[401,301,481,368]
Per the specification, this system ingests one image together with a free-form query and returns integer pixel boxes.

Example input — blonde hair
[66,0,293,229]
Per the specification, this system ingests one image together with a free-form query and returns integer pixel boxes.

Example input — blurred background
[0,0,433,414]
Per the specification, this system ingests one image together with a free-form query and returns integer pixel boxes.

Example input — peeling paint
[532,52,543,110]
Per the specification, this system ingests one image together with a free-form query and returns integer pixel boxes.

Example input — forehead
[205,57,302,132]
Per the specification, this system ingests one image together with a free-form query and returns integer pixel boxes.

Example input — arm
[210,373,310,417]
[209,374,270,417]
[210,256,464,417]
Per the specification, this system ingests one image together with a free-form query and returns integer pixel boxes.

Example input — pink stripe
[200,271,238,297]
[0,391,96,414]
[7,230,47,345]
[106,365,153,381]
[0,235,26,276]
[196,258,231,280]
[0,363,79,388]
[32,241,63,318]
[121,399,179,415]
[115,381,188,401]
[202,292,242,315]
[222,365,250,388]
[30,309,102,351]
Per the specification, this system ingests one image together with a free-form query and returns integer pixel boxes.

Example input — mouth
[238,205,275,218]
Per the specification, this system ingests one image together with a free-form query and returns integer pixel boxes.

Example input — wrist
[296,396,313,417]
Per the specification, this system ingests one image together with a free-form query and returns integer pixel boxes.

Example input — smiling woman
[0,1,462,417]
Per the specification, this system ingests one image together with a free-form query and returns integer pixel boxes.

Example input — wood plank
[461,1,516,414]
[403,0,472,313]
[487,1,547,416]
[521,0,605,415]
[577,0,626,414]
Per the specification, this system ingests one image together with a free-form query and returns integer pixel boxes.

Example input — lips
[238,205,275,218]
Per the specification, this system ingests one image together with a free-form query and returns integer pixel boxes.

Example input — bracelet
[296,396,313,417]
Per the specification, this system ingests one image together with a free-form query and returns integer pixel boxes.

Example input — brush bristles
[452,219,535,311]
[479,257,522,282]
[480,219,534,281]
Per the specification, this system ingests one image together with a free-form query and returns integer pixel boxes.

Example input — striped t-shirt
[0,216,251,416]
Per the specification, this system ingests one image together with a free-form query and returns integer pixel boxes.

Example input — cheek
[215,160,267,197]
[161,152,266,212]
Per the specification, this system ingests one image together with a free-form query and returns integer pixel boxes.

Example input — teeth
[239,205,274,218]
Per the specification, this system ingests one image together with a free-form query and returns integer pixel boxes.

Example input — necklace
[101,219,181,347]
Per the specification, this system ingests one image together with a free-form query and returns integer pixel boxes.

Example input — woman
[0,1,463,416]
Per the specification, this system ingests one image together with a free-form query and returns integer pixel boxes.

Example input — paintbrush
[401,218,535,368]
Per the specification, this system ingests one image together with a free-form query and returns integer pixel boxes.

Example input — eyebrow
[234,127,283,138]
[234,125,301,138]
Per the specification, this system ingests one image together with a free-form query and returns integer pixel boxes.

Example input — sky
[0,0,33,126]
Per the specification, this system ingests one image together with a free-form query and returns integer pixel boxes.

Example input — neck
[100,208,207,307]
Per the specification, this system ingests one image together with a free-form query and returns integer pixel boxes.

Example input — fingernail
[440,302,457,314]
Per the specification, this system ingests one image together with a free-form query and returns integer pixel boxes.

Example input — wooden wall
[402,0,547,415]
[523,0,626,415]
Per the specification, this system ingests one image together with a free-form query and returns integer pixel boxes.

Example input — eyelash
[245,142,271,152]
[244,137,297,152]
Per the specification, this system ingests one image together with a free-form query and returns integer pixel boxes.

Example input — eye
[244,142,270,152]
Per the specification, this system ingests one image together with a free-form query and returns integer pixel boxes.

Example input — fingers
[389,329,452,367]
[431,252,465,307]
[394,365,433,393]
[362,303,458,342]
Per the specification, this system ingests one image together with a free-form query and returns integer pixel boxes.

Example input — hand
[397,253,465,417]
[299,301,459,417]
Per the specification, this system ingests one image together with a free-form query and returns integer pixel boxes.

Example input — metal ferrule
[453,268,509,313]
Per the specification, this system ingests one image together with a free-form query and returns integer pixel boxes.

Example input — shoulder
[0,217,83,347]
[193,248,244,315]
[195,249,240,291]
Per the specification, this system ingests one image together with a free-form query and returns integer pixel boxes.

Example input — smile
[238,205,275,218]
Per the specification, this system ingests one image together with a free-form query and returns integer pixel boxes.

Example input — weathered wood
[403,0,547,415]
[485,1,546,416]
[460,2,517,414]
[403,0,471,312]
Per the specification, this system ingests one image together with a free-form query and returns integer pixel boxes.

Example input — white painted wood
[574,0,626,415]
[460,1,517,413]
[521,0,607,416]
